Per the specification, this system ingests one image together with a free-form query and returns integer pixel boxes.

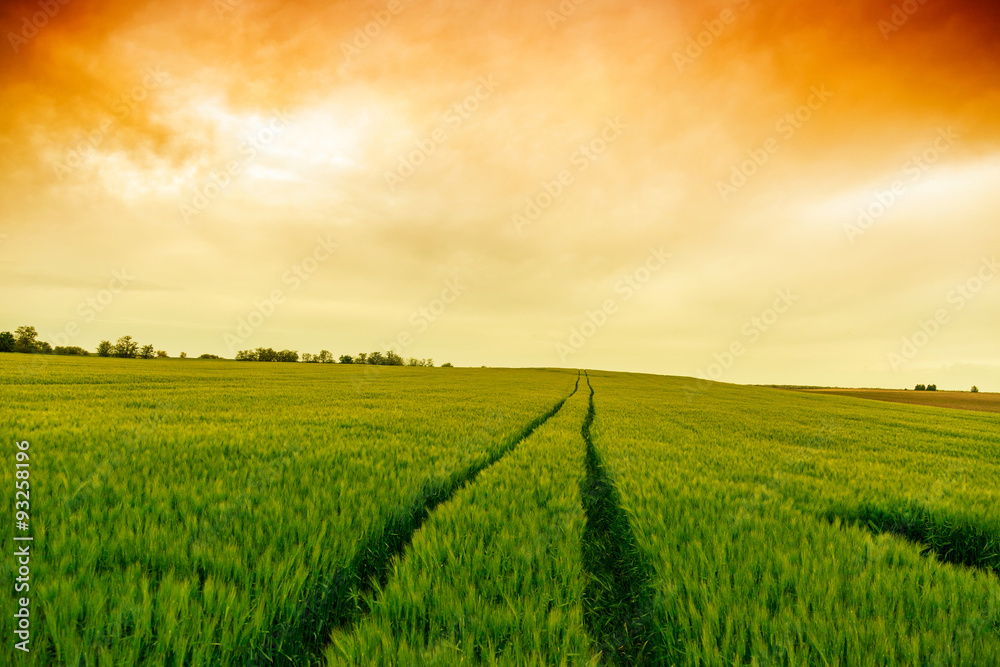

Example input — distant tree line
[0,326,90,356]
[235,348,301,363]
[1,325,189,359]
[3,324,454,367]
[0,326,56,354]
[915,384,982,393]
[236,348,441,367]
[95,336,164,359]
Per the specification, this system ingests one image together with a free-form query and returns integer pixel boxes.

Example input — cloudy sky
[1,0,998,389]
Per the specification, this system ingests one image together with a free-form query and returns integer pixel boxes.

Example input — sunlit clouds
[1,0,998,388]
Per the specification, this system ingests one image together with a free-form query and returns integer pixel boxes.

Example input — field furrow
[325,372,600,665]
[822,500,1000,579]
[587,371,1000,665]
[281,374,583,664]
[1,359,579,666]
[578,373,663,664]
[6,357,1000,665]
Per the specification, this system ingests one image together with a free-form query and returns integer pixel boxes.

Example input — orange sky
[2,0,999,389]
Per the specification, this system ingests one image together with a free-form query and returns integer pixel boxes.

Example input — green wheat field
[3,355,1000,666]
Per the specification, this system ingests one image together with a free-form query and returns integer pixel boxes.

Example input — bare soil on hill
[798,388,1000,415]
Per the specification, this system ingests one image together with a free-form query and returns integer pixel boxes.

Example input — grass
[589,371,1000,665]
[578,373,662,664]
[3,354,1000,665]
[1,354,577,665]
[291,374,581,664]
[326,372,596,665]
[823,502,1000,578]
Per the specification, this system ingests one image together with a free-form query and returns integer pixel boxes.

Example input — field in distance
[794,387,1000,414]
[2,354,1000,665]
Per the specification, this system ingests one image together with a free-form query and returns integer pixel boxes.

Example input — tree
[97,340,113,357]
[14,326,39,353]
[179,352,187,359]
[140,344,155,359]
[0,331,14,352]
[199,353,222,359]
[915,384,926,391]
[277,350,299,362]
[236,350,257,361]
[302,352,314,363]
[54,346,89,356]
[367,351,384,365]
[441,362,453,367]
[114,336,139,358]
[318,350,333,364]
[37,341,52,354]
[356,352,367,364]
[385,350,404,366]
[339,355,354,364]
[927,384,937,392]
[972,386,979,393]
[423,358,434,368]
[156,350,168,358]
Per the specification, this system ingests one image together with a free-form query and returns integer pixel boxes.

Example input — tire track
[258,372,582,666]
[579,372,665,665]
[823,504,1000,579]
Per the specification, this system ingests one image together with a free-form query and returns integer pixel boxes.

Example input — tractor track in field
[256,372,582,666]
[823,504,1000,580]
[579,372,666,665]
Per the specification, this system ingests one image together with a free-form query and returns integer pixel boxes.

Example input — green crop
[3,356,999,666]
[588,371,1000,665]
[1,356,578,665]
[327,373,598,665]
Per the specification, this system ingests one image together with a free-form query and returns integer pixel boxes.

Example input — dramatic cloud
[2,0,998,389]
